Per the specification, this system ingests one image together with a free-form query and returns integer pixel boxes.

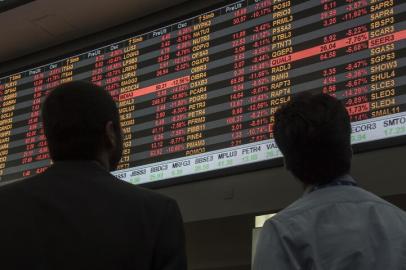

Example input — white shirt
[253,175,406,270]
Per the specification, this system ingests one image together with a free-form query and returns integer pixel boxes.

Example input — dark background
[1,1,406,269]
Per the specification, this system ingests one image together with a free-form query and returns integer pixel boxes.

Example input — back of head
[42,81,121,163]
[273,93,352,186]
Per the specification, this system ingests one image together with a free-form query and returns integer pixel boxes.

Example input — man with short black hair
[42,81,123,168]
[0,81,187,270]
[254,93,406,270]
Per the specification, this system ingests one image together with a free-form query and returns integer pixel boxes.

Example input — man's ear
[105,121,117,149]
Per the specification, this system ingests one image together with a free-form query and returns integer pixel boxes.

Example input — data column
[60,58,74,85]
[0,77,16,180]
[20,69,46,178]
[146,28,172,163]
[0,74,19,181]
[90,49,105,87]
[320,0,339,100]
[369,0,406,139]
[369,0,398,119]
[0,79,4,179]
[166,21,193,166]
[31,65,60,174]
[117,39,140,170]
[228,6,247,148]
[105,47,122,97]
[341,1,370,123]
[185,15,213,157]
[106,45,124,100]
[108,43,131,171]
[246,3,272,147]
[269,0,293,129]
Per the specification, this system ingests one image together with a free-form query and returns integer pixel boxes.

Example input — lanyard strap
[310,180,358,193]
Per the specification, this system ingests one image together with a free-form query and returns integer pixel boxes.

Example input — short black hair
[42,81,120,161]
[273,93,352,186]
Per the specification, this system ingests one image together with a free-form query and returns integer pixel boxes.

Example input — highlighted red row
[271,30,406,67]
[119,76,190,101]
[369,30,406,48]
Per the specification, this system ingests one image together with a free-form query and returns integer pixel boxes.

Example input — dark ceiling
[0,0,34,13]
[0,0,187,64]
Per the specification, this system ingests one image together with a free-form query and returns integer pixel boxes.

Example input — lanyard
[310,180,358,193]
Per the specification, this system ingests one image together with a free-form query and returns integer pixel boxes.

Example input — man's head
[273,93,352,186]
[42,81,123,171]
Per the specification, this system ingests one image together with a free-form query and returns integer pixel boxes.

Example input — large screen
[0,0,405,185]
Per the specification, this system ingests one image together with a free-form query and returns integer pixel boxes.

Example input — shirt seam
[274,199,399,223]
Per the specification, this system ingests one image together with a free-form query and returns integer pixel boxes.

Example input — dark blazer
[0,161,187,270]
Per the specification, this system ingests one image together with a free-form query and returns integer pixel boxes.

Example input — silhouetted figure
[254,93,406,270]
[0,81,187,270]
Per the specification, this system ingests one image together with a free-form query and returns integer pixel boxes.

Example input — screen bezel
[1,0,405,188]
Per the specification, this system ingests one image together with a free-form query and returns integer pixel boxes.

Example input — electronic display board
[0,0,405,186]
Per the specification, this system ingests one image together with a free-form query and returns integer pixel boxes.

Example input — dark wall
[185,214,254,270]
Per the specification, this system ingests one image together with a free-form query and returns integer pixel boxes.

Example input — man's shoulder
[110,176,174,205]
[272,184,406,226]
[0,161,174,208]
[65,161,176,207]
[0,175,40,197]
[85,165,174,205]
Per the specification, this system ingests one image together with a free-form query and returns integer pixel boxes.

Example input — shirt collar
[303,174,357,195]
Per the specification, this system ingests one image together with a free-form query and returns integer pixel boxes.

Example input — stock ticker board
[0,0,406,185]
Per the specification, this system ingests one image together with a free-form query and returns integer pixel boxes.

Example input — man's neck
[303,174,356,195]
